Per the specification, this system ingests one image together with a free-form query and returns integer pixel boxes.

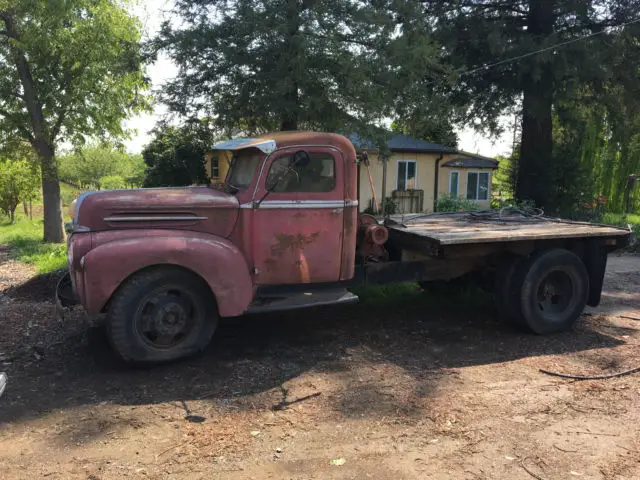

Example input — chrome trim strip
[103,216,208,222]
[240,200,358,210]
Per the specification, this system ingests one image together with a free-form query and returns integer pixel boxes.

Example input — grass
[353,281,491,309]
[602,212,640,226]
[0,211,68,274]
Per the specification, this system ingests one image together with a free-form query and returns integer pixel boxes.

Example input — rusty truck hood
[74,187,239,238]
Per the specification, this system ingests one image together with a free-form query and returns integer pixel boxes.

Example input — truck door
[250,146,345,285]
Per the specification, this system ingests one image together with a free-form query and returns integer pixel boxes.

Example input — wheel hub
[135,289,197,349]
[154,302,188,335]
[537,270,573,317]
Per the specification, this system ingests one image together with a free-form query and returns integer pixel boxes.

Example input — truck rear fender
[82,234,253,316]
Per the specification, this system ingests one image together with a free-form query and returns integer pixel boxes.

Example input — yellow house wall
[205,150,232,184]
[438,163,494,209]
[359,152,494,212]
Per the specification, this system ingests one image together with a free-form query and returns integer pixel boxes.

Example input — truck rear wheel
[518,249,589,334]
[106,267,218,364]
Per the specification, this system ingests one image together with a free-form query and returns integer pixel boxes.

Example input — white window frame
[466,170,490,201]
[210,154,220,179]
[449,171,460,196]
[396,160,418,191]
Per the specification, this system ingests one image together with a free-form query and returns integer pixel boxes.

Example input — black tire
[518,249,589,334]
[106,267,218,364]
[493,256,527,327]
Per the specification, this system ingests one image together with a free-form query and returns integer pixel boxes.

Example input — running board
[246,287,359,314]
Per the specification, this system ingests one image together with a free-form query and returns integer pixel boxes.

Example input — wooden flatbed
[387,211,630,246]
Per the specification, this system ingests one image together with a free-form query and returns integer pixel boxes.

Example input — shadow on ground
[0,282,625,427]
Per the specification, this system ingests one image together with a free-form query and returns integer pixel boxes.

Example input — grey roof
[442,156,498,169]
[347,133,454,153]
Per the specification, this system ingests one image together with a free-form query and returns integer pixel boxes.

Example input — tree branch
[0,107,34,142]
[51,107,68,140]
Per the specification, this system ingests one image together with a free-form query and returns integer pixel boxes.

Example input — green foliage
[142,121,215,187]
[436,194,481,212]
[364,197,399,216]
[59,182,81,206]
[157,0,446,138]
[491,153,516,203]
[0,0,149,145]
[0,212,67,273]
[423,0,640,210]
[390,117,458,148]
[0,158,40,222]
[58,145,146,189]
[99,175,126,190]
[1,0,149,241]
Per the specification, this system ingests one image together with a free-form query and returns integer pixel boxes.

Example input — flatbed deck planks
[387,212,631,246]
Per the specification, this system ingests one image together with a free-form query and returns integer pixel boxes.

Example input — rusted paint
[75,187,239,238]
[270,232,320,256]
[67,132,360,320]
[249,145,348,285]
[80,230,253,316]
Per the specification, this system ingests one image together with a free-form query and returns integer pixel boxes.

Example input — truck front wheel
[106,267,218,364]
[518,249,589,334]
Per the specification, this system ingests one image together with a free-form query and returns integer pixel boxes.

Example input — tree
[391,117,458,148]
[0,0,148,242]
[142,121,215,187]
[99,175,127,190]
[156,0,446,139]
[58,145,146,189]
[424,0,640,211]
[0,158,39,223]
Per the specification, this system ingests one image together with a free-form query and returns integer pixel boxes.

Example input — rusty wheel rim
[134,285,200,350]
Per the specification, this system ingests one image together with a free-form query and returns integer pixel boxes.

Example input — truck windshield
[227,151,263,189]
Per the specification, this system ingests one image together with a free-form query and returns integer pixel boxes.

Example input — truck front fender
[82,232,253,317]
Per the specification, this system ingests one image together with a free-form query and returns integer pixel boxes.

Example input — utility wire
[458,16,640,78]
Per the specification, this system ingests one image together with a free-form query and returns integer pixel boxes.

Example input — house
[349,133,498,213]
[205,132,498,213]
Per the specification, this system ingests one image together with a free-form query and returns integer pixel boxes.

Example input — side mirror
[292,150,311,168]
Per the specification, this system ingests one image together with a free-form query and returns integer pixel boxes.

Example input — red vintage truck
[57,132,631,364]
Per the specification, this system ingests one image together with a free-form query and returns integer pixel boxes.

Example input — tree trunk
[280,114,298,131]
[9,208,15,224]
[22,201,28,216]
[37,140,65,243]
[517,0,555,210]
[280,0,300,132]
[4,12,65,242]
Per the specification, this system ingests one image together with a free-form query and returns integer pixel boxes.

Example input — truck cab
[61,132,361,363]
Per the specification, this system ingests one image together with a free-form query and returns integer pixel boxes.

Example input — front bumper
[55,272,79,321]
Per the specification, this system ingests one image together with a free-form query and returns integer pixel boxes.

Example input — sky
[124,0,513,158]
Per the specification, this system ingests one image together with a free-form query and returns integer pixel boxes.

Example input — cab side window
[266,153,335,193]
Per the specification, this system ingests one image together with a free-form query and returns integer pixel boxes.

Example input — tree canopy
[142,121,215,188]
[423,0,640,212]
[58,144,146,190]
[0,0,148,241]
[156,0,449,140]
[0,157,39,223]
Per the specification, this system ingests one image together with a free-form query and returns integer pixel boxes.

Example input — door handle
[331,208,343,215]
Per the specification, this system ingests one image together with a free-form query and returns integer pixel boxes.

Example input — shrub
[436,194,480,212]
[99,175,127,190]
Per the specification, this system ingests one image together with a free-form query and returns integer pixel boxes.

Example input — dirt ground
[1,254,639,480]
